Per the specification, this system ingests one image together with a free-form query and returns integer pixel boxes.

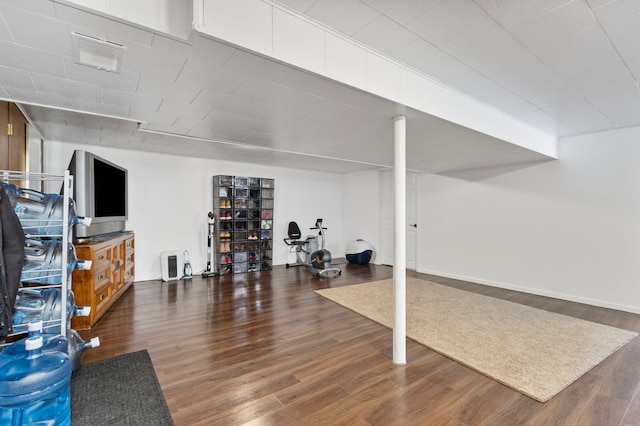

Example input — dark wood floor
[78,263,640,425]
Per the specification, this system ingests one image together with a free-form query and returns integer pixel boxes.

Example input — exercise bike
[284,218,342,278]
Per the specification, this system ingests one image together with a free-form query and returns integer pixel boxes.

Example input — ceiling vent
[72,32,125,73]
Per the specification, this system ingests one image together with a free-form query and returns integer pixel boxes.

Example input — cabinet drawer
[125,238,134,251]
[123,264,134,284]
[93,265,112,292]
[93,246,111,270]
[95,284,112,313]
[124,252,134,265]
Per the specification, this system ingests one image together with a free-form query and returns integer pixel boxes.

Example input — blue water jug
[0,321,68,368]
[0,336,72,425]
[1,182,90,236]
[12,288,91,335]
[67,328,100,373]
[21,239,91,285]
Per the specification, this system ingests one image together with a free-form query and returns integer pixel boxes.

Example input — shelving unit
[0,170,73,340]
[212,175,274,275]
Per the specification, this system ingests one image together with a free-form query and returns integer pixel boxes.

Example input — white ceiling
[2,0,639,174]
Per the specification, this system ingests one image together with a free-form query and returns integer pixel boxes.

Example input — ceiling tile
[135,72,200,104]
[578,73,640,107]
[0,64,37,91]
[122,41,187,81]
[103,87,162,112]
[1,5,80,56]
[8,86,75,110]
[353,15,418,55]
[305,0,380,36]
[0,10,12,42]
[72,98,129,118]
[405,0,490,46]
[232,76,298,108]
[157,98,212,122]
[224,49,295,84]
[0,39,67,78]
[391,37,453,73]
[151,33,236,68]
[202,108,251,129]
[63,57,139,93]
[31,72,102,101]
[283,69,393,115]
[176,59,249,95]
[361,0,445,25]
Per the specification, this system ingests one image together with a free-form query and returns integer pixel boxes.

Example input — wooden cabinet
[0,101,27,175]
[71,232,135,329]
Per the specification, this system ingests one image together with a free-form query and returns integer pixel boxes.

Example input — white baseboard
[417,268,640,315]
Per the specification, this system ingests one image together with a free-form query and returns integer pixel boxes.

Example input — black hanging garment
[0,183,25,340]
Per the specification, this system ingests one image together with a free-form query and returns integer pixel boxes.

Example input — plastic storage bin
[345,239,374,265]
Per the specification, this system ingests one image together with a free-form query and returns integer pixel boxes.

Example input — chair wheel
[286,263,290,268]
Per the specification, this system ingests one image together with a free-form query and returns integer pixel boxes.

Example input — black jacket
[0,184,25,340]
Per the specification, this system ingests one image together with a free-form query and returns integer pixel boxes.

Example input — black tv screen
[94,157,127,218]
[66,149,128,238]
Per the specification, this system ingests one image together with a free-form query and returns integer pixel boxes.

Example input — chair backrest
[287,221,301,239]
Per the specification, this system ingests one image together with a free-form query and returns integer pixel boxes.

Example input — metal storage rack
[0,170,73,341]
[213,175,274,275]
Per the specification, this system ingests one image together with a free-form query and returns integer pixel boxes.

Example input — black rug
[71,350,174,426]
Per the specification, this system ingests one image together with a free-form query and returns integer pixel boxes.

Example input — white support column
[393,115,407,365]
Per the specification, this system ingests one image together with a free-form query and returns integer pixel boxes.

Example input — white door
[380,170,418,270]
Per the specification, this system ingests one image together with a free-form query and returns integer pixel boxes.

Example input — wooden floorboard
[78,264,640,425]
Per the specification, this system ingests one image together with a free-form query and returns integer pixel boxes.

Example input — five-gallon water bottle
[1,182,91,236]
[0,321,68,368]
[21,238,92,285]
[12,288,91,334]
[0,336,71,425]
[67,328,100,372]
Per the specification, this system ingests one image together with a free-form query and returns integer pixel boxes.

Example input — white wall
[43,141,344,281]
[341,170,381,263]
[42,124,639,314]
[417,125,640,313]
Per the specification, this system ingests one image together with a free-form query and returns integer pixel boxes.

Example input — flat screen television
[66,150,128,238]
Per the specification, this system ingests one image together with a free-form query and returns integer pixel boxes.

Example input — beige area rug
[315,278,638,402]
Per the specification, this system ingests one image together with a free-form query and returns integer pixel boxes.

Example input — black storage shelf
[213,175,274,275]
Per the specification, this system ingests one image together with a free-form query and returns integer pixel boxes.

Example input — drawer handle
[99,293,105,301]
[98,254,106,261]
[97,274,104,281]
